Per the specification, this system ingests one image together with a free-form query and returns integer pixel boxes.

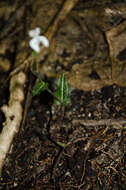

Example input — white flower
[29,27,49,53]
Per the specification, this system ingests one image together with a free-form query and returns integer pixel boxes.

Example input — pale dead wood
[0,72,26,175]
[72,118,126,128]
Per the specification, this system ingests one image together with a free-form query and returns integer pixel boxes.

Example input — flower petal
[29,38,40,53]
[29,27,40,38]
[38,36,49,47]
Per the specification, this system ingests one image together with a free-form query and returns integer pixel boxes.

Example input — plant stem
[31,66,64,105]
[46,88,64,106]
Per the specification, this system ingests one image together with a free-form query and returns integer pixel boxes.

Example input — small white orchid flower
[29,27,49,53]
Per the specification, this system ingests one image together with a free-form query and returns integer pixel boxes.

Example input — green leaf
[32,80,48,96]
[57,141,66,148]
[54,73,71,106]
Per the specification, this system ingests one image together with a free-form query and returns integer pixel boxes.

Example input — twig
[20,72,34,131]
[72,118,126,128]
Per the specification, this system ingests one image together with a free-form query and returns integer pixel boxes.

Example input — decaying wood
[72,118,126,128]
[0,72,26,175]
[45,0,79,42]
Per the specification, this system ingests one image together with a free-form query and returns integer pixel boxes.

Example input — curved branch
[0,72,26,175]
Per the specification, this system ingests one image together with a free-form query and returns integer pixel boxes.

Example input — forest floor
[0,82,126,190]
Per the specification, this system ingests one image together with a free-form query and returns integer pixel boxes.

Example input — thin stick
[72,119,126,127]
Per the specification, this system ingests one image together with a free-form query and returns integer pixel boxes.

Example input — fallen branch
[0,72,26,175]
[72,118,126,128]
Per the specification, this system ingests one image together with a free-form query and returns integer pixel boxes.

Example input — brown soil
[0,83,126,190]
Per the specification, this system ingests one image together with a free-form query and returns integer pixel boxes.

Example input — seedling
[32,74,71,107]
[29,27,71,147]
[29,27,71,107]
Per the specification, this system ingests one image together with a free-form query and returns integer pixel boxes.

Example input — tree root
[0,72,26,175]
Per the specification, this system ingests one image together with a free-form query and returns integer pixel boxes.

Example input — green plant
[29,27,71,147]
[32,73,71,107]
[54,73,71,106]
[29,28,71,106]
